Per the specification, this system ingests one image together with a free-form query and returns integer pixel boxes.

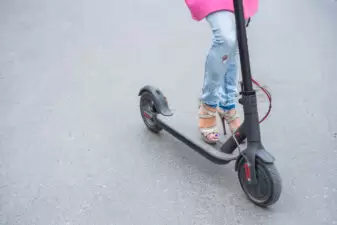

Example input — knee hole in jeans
[222,55,228,62]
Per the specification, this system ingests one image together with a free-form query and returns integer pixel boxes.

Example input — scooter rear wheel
[139,92,163,133]
[237,158,282,207]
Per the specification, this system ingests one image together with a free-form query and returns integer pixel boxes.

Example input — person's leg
[218,46,241,132]
[199,10,238,143]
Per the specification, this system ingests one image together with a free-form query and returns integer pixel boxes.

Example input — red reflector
[244,163,251,181]
[143,112,151,119]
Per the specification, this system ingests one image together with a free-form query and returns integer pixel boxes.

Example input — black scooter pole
[233,0,253,92]
[232,0,262,146]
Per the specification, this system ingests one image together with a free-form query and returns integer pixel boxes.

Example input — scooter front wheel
[139,92,163,133]
[237,158,282,207]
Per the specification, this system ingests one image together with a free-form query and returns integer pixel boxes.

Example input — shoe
[217,108,241,135]
[198,102,220,144]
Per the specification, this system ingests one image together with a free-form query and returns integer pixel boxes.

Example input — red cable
[251,77,272,124]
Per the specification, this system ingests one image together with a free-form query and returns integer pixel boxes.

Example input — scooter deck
[156,112,245,164]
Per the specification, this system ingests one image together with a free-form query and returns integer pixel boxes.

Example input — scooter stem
[233,0,253,92]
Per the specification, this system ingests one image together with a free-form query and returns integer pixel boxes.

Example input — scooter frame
[139,0,276,185]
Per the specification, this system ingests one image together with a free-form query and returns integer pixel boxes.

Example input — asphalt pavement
[1,0,337,224]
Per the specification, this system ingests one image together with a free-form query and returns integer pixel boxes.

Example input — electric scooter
[138,0,282,207]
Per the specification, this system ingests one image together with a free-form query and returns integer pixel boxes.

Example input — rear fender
[138,85,173,116]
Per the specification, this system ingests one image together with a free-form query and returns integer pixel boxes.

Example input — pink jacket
[185,0,258,21]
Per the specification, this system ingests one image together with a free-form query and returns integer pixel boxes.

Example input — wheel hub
[140,97,156,126]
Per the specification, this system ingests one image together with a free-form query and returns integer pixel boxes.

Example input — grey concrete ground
[1,0,337,224]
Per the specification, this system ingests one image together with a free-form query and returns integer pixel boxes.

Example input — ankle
[200,102,217,112]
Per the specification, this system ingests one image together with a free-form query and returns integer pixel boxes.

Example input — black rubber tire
[237,158,282,208]
[139,92,163,134]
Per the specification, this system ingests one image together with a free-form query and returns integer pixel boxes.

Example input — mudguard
[138,85,173,116]
[235,148,275,171]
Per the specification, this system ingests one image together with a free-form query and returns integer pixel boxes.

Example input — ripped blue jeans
[200,10,239,111]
